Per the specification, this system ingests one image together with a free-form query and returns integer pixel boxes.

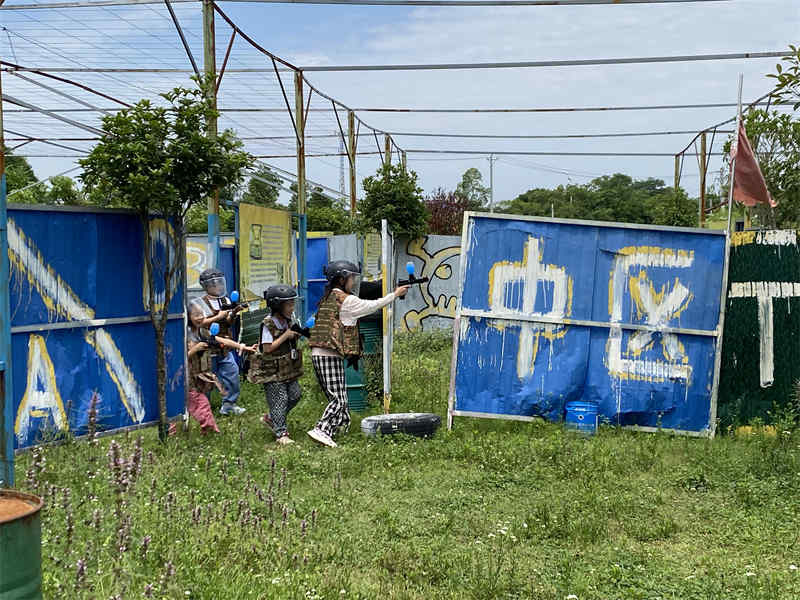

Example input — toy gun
[397,262,428,300]
[290,316,315,339]
[199,322,223,349]
[219,290,245,313]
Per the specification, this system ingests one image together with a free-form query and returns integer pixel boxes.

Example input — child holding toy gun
[306,260,409,448]
[248,285,311,446]
[171,300,256,435]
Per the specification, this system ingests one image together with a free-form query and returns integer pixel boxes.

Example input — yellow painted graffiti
[401,237,461,332]
[15,335,69,443]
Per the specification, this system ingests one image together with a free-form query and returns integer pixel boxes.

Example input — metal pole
[0,62,13,487]
[488,154,494,212]
[348,110,357,216]
[709,73,744,437]
[699,131,707,227]
[295,71,307,316]
[203,0,220,268]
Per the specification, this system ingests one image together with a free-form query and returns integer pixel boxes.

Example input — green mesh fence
[718,230,800,429]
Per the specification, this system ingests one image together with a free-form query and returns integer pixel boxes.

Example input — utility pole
[0,62,14,487]
[699,132,707,227]
[488,154,496,212]
[202,0,219,269]
[337,130,346,197]
[348,111,357,217]
[384,135,392,168]
[401,151,407,172]
[674,155,681,193]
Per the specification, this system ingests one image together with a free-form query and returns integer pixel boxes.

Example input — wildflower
[745,572,756,577]
[144,583,154,598]
[301,519,308,537]
[75,558,87,590]
[141,535,152,559]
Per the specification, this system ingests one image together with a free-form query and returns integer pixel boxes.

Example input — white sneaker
[307,428,337,448]
[220,403,246,416]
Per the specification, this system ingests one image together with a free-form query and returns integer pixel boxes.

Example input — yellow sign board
[239,204,291,301]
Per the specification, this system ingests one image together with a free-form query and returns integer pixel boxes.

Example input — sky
[2,0,798,206]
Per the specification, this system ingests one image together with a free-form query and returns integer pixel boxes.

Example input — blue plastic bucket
[565,401,598,435]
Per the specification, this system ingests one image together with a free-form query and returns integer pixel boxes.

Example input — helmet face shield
[202,276,227,299]
[345,272,361,296]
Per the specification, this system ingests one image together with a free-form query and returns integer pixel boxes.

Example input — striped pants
[312,355,350,437]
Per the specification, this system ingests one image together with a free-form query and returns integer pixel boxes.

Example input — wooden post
[294,71,306,215]
[699,132,707,227]
[294,71,307,316]
[384,135,391,168]
[202,0,219,268]
[401,151,407,172]
[674,155,680,192]
[348,110,357,216]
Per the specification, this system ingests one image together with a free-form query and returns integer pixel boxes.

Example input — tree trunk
[155,320,168,441]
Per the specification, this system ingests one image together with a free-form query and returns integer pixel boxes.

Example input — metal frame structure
[446,210,728,438]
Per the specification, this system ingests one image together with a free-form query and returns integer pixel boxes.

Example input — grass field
[15,332,800,599]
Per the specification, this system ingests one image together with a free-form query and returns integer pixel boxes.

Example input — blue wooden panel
[454,215,726,434]
[8,208,185,449]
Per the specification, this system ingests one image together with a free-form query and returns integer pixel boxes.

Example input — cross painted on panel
[488,236,573,379]
[606,246,694,382]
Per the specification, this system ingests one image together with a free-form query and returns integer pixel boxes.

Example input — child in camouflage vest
[172,300,256,436]
[248,285,304,446]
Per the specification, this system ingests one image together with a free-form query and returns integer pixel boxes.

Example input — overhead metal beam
[1,94,106,135]
[0,0,732,9]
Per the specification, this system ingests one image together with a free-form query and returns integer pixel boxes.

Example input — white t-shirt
[311,292,396,358]
[261,315,289,344]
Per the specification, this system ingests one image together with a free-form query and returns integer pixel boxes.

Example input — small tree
[241,164,281,207]
[425,188,472,235]
[80,81,251,439]
[455,167,489,209]
[357,163,428,238]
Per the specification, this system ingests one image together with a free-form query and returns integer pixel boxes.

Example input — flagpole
[708,73,743,438]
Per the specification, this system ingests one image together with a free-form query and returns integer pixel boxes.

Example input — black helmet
[199,268,226,297]
[264,284,299,312]
[324,260,360,283]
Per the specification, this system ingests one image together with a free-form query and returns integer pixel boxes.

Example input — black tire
[360,413,441,438]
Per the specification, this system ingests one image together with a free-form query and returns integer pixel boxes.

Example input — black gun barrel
[397,275,429,287]
[290,323,311,338]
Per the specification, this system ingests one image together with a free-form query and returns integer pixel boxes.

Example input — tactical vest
[308,289,361,357]
[188,329,215,391]
[203,296,232,355]
[248,317,304,384]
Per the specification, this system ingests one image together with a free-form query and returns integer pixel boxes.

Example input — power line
[0,0,733,10]
[298,51,789,72]
[386,129,734,139]
[1,101,779,114]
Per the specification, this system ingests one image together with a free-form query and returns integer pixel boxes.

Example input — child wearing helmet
[198,268,247,417]
[306,260,409,448]
[173,299,257,436]
[248,285,304,446]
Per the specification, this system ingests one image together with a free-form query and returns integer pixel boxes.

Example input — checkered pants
[263,380,302,438]
[311,355,350,437]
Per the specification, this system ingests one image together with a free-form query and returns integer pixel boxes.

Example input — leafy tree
[241,164,281,207]
[184,202,236,234]
[425,188,472,235]
[47,175,83,206]
[501,173,698,227]
[722,109,800,228]
[357,163,428,238]
[455,167,489,208]
[5,149,37,194]
[287,183,354,234]
[80,81,251,439]
[769,44,800,109]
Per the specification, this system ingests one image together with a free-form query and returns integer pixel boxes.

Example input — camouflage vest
[308,289,361,357]
[203,296,232,356]
[248,317,304,384]
[188,329,215,391]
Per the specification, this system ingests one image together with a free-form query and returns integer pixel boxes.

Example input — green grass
[14,331,800,599]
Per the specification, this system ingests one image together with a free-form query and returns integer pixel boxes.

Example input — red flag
[730,122,776,207]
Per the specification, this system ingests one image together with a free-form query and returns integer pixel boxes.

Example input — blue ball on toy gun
[396,262,428,300]
[290,316,316,338]
[219,290,244,313]
[201,322,223,348]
